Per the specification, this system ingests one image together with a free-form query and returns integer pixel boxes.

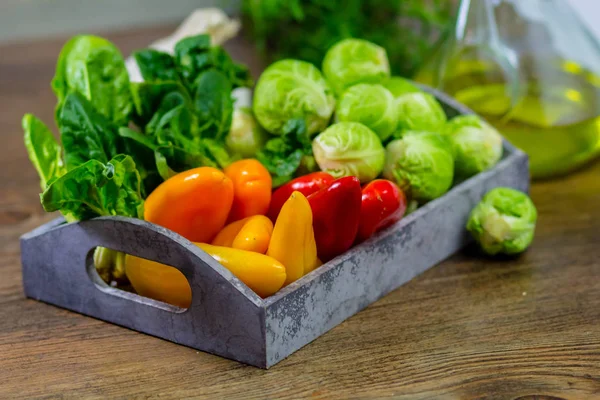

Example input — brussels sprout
[225,107,268,158]
[467,187,537,255]
[444,115,503,178]
[395,92,447,134]
[253,59,335,136]
[322,38,390,96]
[336,84,399,141]
[383,131,454,202]
[383,77,421,99]
[312,122,385,183]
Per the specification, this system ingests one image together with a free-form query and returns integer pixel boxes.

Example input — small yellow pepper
[125,242,287,306]
[125,255,192,308]
[267,191,321,286]
[197,243,286,298]
[211,215,273,254]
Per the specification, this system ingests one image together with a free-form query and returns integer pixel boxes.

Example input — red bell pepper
[356,179,407,243]
[307,176,362,262]
[268,172,335,222]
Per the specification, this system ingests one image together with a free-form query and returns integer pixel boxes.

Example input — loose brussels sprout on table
[225,107,268,158]
[383,77,422,99]
[383,131,454,203]
[312,122,385,183]
[444,115,503,178]
[395,92,447,135]
[322,38,391,96]
[253,59,335,136]
[467,188,537,255]
[336,83,399,141]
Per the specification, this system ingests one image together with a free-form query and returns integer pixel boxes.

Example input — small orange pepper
[224,159,272,222]
[212,215,273,254]
[144,167,234,243]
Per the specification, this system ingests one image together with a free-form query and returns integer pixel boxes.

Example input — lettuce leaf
[51,35,132,126]
[22,114,66,190]
[41,154,144,220]
[57,92,120,169]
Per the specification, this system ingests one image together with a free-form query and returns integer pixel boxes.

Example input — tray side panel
[21,217,267,367]
[265,151,529,367]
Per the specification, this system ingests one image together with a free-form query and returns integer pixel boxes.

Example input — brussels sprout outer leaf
[336,83,399,141]
[253,59,335,135]
[383,131,454,203]
[395,92,447,135]
[22,114,66,190]
[312,122,385,183]
[466,187,537,255]
[322,38,391,95]
[445,115,503,178]
[383,77,421,98]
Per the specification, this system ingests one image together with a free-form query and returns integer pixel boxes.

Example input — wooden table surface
[1,26,599,400]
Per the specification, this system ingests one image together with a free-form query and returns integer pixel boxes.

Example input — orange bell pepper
[224,159,272,222]
[212,215,273,254]
[267,191,320,285]
[144,167,234,243]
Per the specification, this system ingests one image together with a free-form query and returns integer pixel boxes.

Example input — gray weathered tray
[20,87,529,368]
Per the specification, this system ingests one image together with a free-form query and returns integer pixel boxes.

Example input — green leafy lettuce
[133,34,252,91]
[23,33,252,224]
[22,114,66,189]
[51,35,132,126]
[41,154,144,220]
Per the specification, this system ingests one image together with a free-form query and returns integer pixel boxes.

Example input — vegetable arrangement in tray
[23,32,537,307]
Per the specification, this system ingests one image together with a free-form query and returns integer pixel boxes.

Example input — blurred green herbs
[242,0,456,78]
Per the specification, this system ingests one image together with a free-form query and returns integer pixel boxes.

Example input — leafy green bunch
[242,0,455,77]
[23,34,251,221]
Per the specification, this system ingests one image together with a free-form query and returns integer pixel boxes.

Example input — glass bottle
[415,0,600,179]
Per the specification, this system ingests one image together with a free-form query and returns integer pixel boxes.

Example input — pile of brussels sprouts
[249,38,504,204]
[229,38,536,255]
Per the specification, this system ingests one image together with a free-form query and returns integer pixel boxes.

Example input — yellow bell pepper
[267,191,320,286]
[211,215,273,254]
[125,242,287,306]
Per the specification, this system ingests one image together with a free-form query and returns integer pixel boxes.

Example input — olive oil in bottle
[416,0,600,179]
[417,56,600,178]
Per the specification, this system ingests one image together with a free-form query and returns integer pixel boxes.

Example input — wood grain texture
[0,26,599,400]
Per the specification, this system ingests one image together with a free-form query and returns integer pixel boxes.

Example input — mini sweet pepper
[356,179,407,243]
[144,167,233,242]
[125,241,287,306]
[267,191,320,285]
[212,215,274,254]
[267,172,335,222]
[307,176,362,262]
[224,159,272,222]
